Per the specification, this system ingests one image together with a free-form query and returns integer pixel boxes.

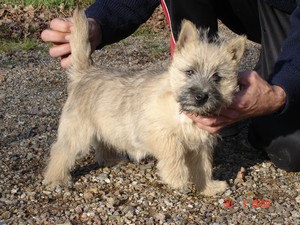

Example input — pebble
[296,195,300,203]
[83,191,94,201]
[104,178,111,184]
[236,167,246,179]
[42,191,52,195]
[155,213,166,221]
[106,197,116,208]
[291,210,300,218]
[1,211,11,219]
[224,189,233,196]
[218,199,224,204]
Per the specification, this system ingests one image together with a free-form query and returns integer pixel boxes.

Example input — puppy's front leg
[186,149,227,196]
[154,138,190,190]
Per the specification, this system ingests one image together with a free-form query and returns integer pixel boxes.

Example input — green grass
[2,0,94,8]
[0,39,40,52]
[133,26,153,36]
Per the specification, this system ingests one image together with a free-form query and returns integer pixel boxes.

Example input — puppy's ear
[176,20,199,51]
[226,36,246,63]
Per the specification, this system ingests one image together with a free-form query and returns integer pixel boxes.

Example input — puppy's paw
[43,171,71,189]
[43,177,71,190]
[201,180,228,196]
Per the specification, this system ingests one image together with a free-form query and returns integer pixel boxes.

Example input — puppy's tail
[69,8,92,80]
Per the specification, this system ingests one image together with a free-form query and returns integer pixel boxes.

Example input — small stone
[83,191,93,201]
[96,173,108,181]
[87,211,96,217]
[55,186,62,193]
[106,197,116,208]
[178,188,192,195]
[187,204,193,208]
[11,188,18,194]
[272,217,284,223]
[234,178,243,185]
[216,217,225,223]
[224,190,232,196]
[264,162,272,167]
[295,195,300,203]
[125,210,134,218]
[56,222,72,225]
[291,210,300,218]
[139,162,154,170]
[236,167,246,180]
[218,199,224,204]
[63,192,71,197]
[89,187,99,194]
[155,213,166,221]
[0,75,5,83]
[253,165,260,171]
[42,191,52,195]
[164,199,173,207]
[0,198,13,205]
[75,206,83,214]
[123,205,135,215]
[244,192,256,198]
[283,211,291,217]
[2,211,11,219]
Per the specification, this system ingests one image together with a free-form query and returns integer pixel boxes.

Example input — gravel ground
[1,16,300,225]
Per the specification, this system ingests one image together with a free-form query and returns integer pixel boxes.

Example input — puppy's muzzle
[194,92,209,106]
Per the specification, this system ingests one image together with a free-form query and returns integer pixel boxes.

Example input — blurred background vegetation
[0,1,166,52]
[0,0,95,52]
[1,0,94,8]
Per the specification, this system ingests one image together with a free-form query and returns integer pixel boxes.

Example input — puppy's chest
[178,113,212,147]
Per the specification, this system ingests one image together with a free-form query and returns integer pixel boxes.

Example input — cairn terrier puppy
[44,9,245,196]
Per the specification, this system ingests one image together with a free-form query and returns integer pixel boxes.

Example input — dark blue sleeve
[85,0,160,48]
[269,0,300,113]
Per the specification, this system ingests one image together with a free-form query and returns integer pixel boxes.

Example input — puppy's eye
[185,70,195,77]
[212,72,221,82]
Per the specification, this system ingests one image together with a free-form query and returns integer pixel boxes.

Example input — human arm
[268,0,300,113]
[85,0,160,48]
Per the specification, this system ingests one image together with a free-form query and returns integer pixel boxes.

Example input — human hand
[186,70,287,133]
[41,17,101,69]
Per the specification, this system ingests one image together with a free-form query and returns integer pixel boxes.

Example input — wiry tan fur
[43,8,246,196]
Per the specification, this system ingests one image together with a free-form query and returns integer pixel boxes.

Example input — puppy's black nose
[195,93,208,105]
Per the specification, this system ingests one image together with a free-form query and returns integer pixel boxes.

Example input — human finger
[49,43,71,58]
[219,107,241,120]
[60,55,72,69]
[185,113,227,127]
[41,28,71,44]
[193,122,223,133]
[49,18,73,33]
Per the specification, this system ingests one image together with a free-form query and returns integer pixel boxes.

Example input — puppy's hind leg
[43,113,95,187]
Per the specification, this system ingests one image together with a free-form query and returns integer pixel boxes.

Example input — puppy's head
[169,20,246,116]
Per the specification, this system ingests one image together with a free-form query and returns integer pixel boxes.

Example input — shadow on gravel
[213,123,269,182]
[69,122,269,186]
[71,161,101,182]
